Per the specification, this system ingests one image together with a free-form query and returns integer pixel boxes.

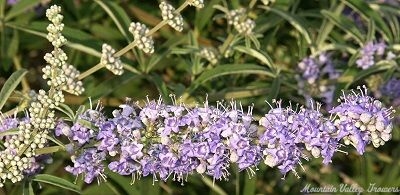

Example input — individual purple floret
[70,123,95,145]
[330,86,394,154]
[55,120,70,137]
[65,148,106,184]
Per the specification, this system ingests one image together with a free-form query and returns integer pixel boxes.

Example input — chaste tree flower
[160,1,184,32]
[330,86,394,153]
[259,100,339,178]
[356,41,392,69]
[129,22,155,54]
[296,53,340,109]
[226,8,255,35]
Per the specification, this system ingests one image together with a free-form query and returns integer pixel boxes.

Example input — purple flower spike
[330,86,394,154]
[65,149,106,184]
[356,41,387,69]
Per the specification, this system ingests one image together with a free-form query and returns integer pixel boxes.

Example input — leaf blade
[33,174,81,194]
[0,69,27,111]
[193,64,275,86]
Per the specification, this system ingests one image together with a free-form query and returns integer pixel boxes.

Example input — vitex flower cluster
[49,86,394,184]
[296,53,340,109]
[0,1,398,189]
[356,41,395,69]
[0,5,83,187]
[226,8,255,36]
[160,1,184,32]
[330,86,394,152]
[198,47,219,65]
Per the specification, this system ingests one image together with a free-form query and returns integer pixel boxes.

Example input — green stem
[219,33,235,55]
[236,169,240,195]
[80,1,190,78]
[123,64,140,74]
[176,0,189,13]
[145,20,168,37]
[78,63,104,80]
[248,0,257,9]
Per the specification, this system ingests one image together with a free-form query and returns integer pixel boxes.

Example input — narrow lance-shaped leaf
[94,0,132,42]
[4,0,41,21]
[321,10,364,45]
[193,64,275,86]
[260,6,313,46]
[234,46,275,70]
[33,174,81,194]
[0,69,27,111]
[342,0,393,41]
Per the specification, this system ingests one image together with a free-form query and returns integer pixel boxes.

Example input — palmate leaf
[33,174,81,194]
[0,69,27,111]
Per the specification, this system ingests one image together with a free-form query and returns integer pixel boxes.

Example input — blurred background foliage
[0,0,400,194]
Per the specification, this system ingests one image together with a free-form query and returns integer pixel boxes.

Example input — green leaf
[267,76,281,101]
[94,0,132,42]
[210,85,270,100]
[0,69,27,111]
[201,177,228,195]
[261,6,313,46]
[316,2,345,48]
[366,19,376,43]
[6,22,102,57]
[74,105,86,123]
[150,74,170,100]
[344,61,394,88]
[321,10,364,45]
[4,0,41,21]
[107,172,140,195]
[0,128,18,137]
[35,146,62,155]
[138,178,160,195]
[55,103,75,120]
[242,176,256,195]
[77,119,98,131]
[195,0,223,31]
[46,135,66,150]
[22,181,35,195]
[343,0,393,41]
[234,46,275,70]
[33,174,81,194]
[193,64,275,86]
[7,29,19,58]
